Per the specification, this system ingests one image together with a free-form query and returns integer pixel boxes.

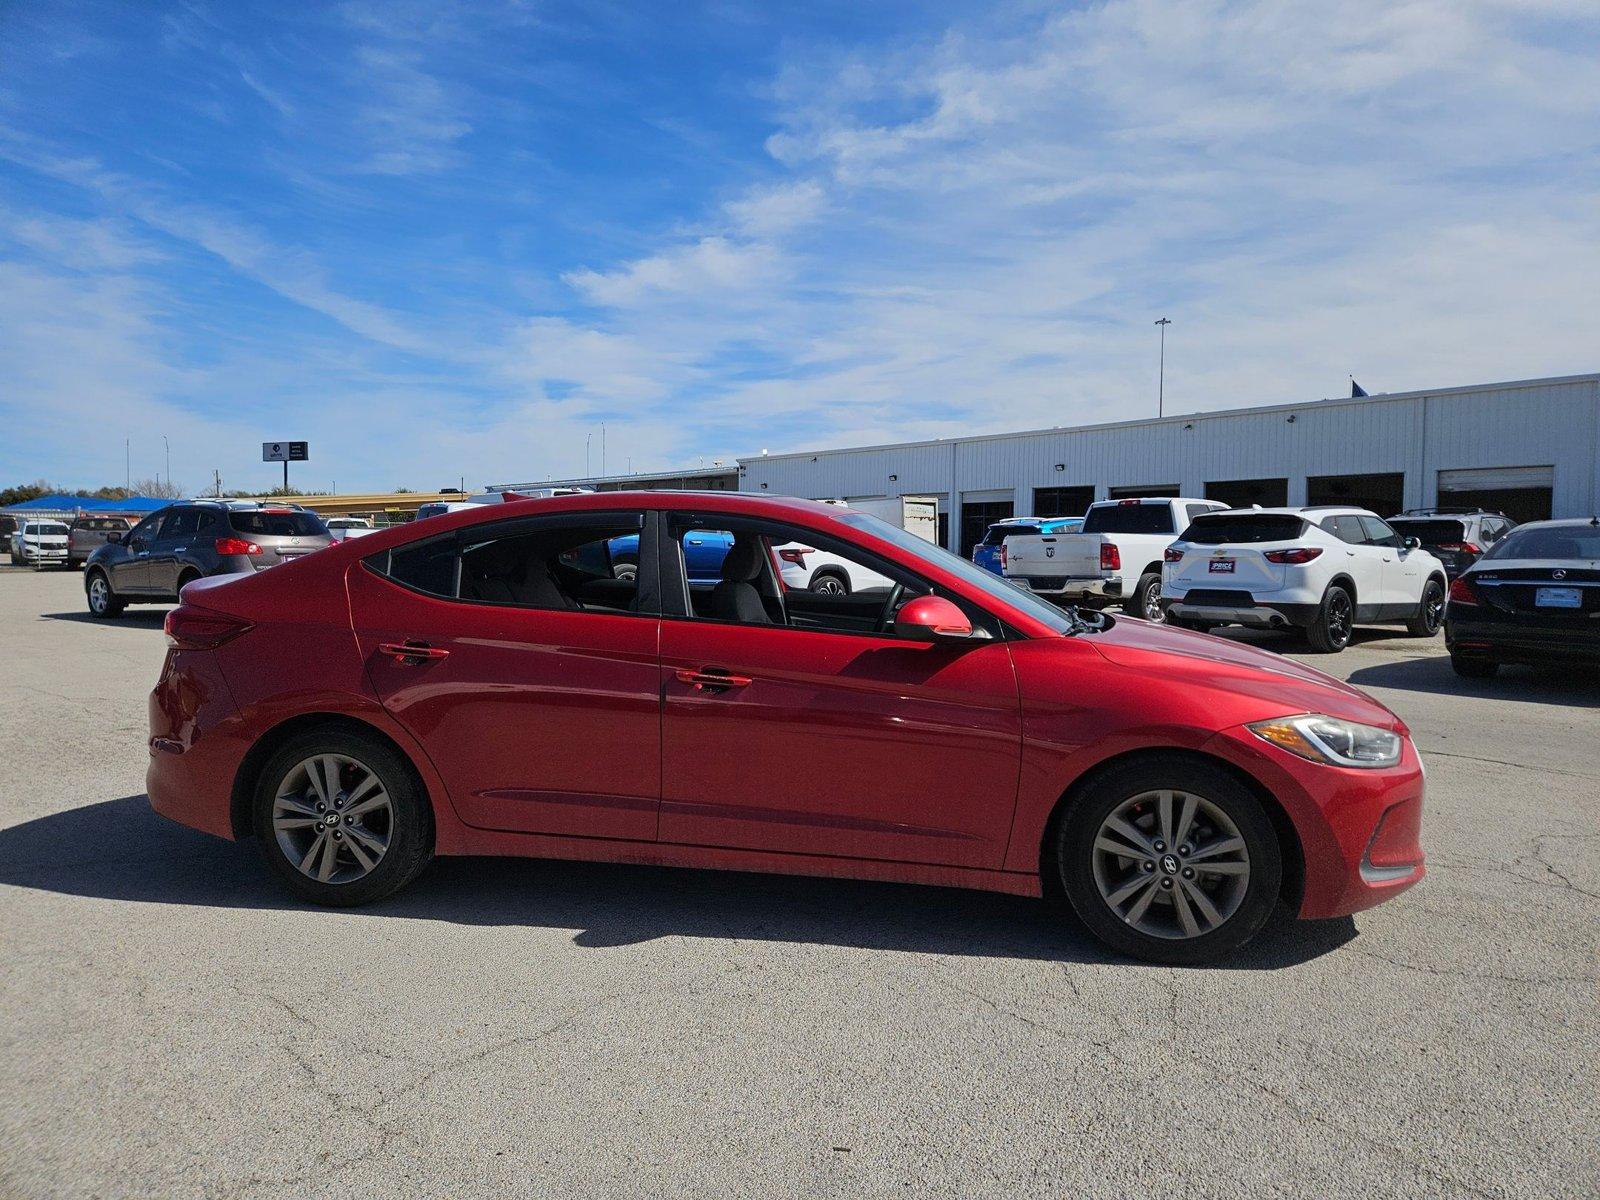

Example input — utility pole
[1154,318,1172,418]
[125,439,130,495]
[214,469,222,498]
[163,435,171,494]
[601,423,606,477]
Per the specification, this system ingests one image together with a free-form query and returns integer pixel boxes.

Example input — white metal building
[738,374,1600,556]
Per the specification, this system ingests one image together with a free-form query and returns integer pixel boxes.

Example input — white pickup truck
[1003,497,1226,618]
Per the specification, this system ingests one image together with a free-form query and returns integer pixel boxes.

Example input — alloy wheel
[1328,591,1352,644]
[1142,581,1163,622]
[272,753,393,885]
[1091,789,1251,940]
[814,576,846,595]
[1423,583,1444,633]
[88,575,109,614]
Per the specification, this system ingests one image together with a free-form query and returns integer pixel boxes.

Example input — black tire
[1051,755,1282,965]
[1406,578,1445,637]
[811,570,850,596]
[85,569,125,618]
[1450,653,1499,679]
[1126,572,1165,622]
[252,727,433,907]
[1305,584,1354,653]
[175,569,201,598]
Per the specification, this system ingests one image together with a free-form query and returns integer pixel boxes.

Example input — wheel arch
[1138,561,1164,581]
[1038,746,1305,912]
[1325,572,1357,607]
[229,711,437,843]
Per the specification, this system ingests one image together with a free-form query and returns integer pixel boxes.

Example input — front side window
[127,513,164,543]
[1359,515,1403,548]
[669,514,965,638]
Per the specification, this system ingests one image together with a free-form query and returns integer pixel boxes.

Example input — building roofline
[738,373,1600,465]
[488,466,739,491]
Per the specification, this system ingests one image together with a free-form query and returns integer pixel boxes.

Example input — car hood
[1082,617,1404,731]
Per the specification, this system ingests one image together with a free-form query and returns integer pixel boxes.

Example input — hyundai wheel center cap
[1161,854,1181,875]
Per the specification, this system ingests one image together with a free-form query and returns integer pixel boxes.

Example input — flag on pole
[1350,378,1368,398]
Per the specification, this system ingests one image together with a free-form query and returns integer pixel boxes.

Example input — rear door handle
[675,667,752,692]
[378,641,450,663]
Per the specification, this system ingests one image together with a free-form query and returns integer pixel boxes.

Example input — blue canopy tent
[0,494,168,525]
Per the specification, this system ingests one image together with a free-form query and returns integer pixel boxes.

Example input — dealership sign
[262,441,309,463]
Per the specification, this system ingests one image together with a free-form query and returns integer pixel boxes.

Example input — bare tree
[130,476,183,500]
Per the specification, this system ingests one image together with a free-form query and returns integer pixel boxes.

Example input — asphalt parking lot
[1,564,1595,1199]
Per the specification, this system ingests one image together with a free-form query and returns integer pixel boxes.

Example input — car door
[1322,515,1383,612]
[348,509,662,840]
[146,507,202,595]
[656,512,1022,870]
[1360,515,1413,611]
[112,511,165,593]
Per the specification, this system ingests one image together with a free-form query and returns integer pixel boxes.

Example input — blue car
[602,529,733,583]
[973,517,1083,575]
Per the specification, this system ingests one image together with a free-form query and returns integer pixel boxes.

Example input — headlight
[1248,714,1403,768]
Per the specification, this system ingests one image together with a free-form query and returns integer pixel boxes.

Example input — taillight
[1100,543,1121,570]
[777,547,813,566]
[1163,547,1183,563]
[164,608,253,650]
[1264,547,1324,564]
[1447,577,1479,606]
[214,536,262,556]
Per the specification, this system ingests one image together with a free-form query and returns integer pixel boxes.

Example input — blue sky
[2,1,1597,494]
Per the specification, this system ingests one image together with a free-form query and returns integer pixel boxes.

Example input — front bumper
[1203,724,1425,919]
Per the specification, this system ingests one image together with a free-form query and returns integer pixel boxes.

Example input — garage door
[1438,466,1553,523]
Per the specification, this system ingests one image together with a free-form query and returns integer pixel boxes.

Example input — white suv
[775,543,894,595]
[1160,507,1448,652]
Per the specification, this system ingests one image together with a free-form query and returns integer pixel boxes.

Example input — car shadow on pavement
[39,609,169,627]
[1346,656,1600,708]
[1,795,1358,971]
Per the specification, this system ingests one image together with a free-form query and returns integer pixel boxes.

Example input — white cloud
[565,236,784,308]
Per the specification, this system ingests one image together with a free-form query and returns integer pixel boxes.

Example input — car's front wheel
[1052,756,1282,965]
[1406,579,1445,637]
[85,570,125,618]
[252,728,433,906]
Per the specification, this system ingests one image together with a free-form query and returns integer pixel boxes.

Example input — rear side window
[229,510,328,537]
[159,510,202,540]
[1181,514,1306,544]
[381,539,459,598]
[1322,515,1367,545]
[1389,519,1464,545]
[1082,504,1175,534]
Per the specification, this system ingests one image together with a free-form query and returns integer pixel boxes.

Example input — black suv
[1387,508,1517,579]
[84,501,332,617]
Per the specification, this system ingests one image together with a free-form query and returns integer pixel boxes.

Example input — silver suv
[84,501,332,617]
[1387,508,1517,579]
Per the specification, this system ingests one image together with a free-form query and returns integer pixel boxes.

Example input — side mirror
[106,531,122,544]
[1402,536,1421,550]
[894,595,982,643]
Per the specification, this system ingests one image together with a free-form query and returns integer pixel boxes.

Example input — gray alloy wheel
[272,753,394,885]
[86,571,122,617]
[1134,573,1164,622]
[1090,789,1251,941]
[812,572,848,596]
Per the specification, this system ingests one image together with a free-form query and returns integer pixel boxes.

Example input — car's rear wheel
[811,571,849,596]
[1305,584,1353,653]
[253,729,433,906]
[1052,756,1281,964]
[175,569,201,598]
[86,570,125,618]
[1126,572,1165,622]
[1406,579,1445,637]
[1450,653,1499,679]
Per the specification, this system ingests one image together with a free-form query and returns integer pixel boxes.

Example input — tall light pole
[1154,318,1172,418]
[163,435,171,494]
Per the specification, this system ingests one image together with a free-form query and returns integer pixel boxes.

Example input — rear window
[1083,503,1177,535]
[983,523,1038,545]
[1389,519,1465,544]
[1484,525,1600,562]
[74,518,129,532]
[228,510,328,537]
[1181,514,1307,544]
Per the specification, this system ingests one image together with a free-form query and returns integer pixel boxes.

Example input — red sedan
[149,492,1424,964]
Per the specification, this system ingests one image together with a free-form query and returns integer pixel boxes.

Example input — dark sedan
[1444,518,1600,678]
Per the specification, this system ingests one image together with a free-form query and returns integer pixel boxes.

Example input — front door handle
[378,641,450,664]
[675,667,752,692]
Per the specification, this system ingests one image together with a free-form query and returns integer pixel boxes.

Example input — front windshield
[841,512,1092,635]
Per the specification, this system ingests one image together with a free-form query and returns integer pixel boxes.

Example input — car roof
[1198,505,1370,518]
[1500,517,1600,530]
